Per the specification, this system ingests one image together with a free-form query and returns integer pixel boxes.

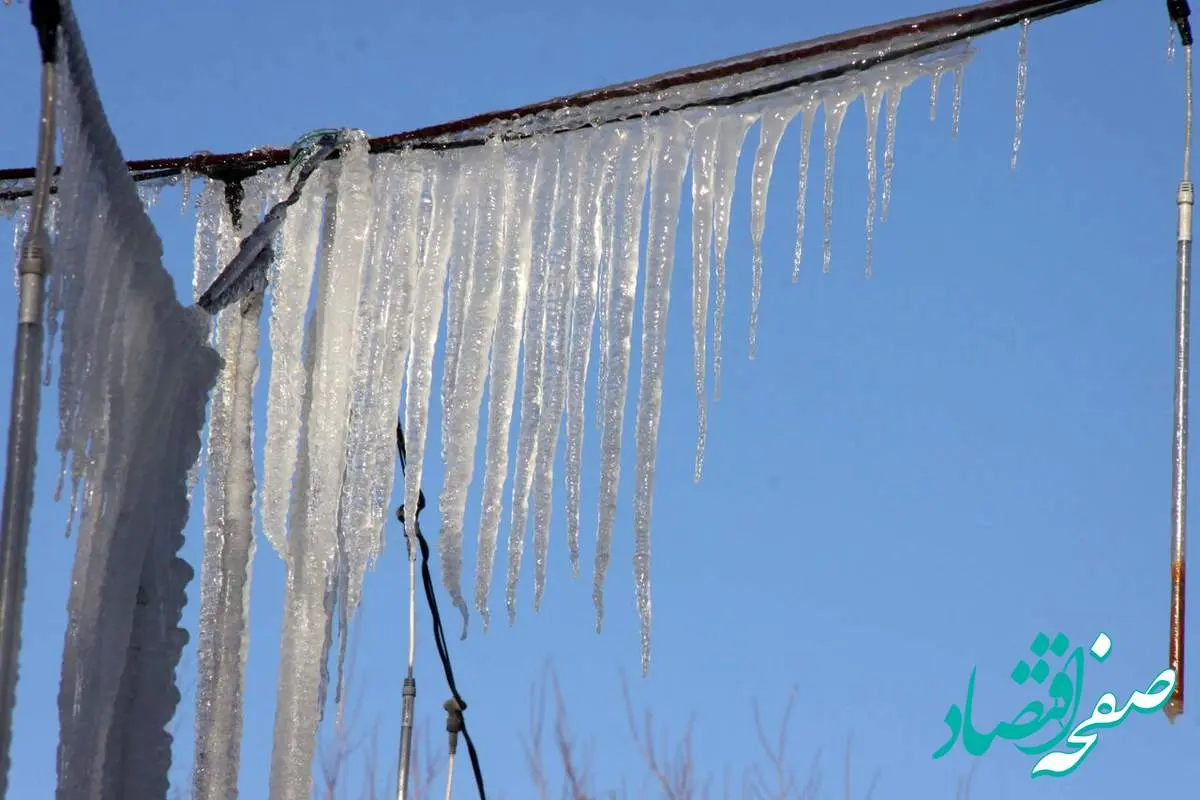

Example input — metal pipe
[396,676,415,800]
[0,55,56,795]
[1168,185,1192,723]
[1167,41,1195,724]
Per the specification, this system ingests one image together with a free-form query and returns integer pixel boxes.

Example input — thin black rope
[395,419,486,799]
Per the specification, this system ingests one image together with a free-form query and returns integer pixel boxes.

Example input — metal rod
[396,675,415,800]
[0,0,1101,196]
[0,54,56,796]
[1167,41,1195,724]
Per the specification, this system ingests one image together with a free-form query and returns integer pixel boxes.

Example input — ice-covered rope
[0,0,1102,200]
[1167,0,1194,723]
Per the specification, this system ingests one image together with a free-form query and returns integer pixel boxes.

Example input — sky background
[2,0,1198,797]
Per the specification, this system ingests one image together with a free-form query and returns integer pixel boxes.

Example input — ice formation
[0,1,1064,795]
[181,42,983,688]
[48,2,220,797]
[191,169,284,800]
[1012,19,1031,168]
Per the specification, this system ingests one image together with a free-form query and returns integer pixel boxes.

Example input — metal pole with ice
[0,1,59,794]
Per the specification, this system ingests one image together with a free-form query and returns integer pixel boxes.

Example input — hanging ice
[951,64,965,138]
[440,139,509,634]
[268,132,374,800]
[863,84,884,276]
[338,154,425,628]
[564,132,623,573]
[475,142,542,628]
[193,172,274,800]
[403,153,462,553]
[260,166,330,558]
[792,109,816,282]
[631,117,693,674]
[331,152,419,707]
[710,114,755,400]
[880,77,913,224]
[821,88,854,273]
[748,103,800,358]
[1012,19,1031,169]
[530,132,593,611]
[594,122,655,631]
[690,117,719,481]
[51,3,220,796]
[507,138,566,624]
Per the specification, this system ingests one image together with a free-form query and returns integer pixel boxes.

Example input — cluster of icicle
[40,2,222,798]
[177,36,1003,799]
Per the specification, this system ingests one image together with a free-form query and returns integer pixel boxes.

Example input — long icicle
[631,117,693,674]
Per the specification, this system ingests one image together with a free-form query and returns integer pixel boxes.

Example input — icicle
[929,65,944,121]
[135,180,162,210]
[880,82,905,224]
[404,153,462,549]
[475,142,542,629]
[863,84,884,276]
[565,131,624,573]
[594,122,656,632]
[179,167,194,214]
[792,109,815,282]
[441,155,484,460]
[690,116,719,481]
[440,138,509,636]
[260,166,330,558]
[530,132,592,612]
[268,280,324,800]
[710,113,755,401]
[274,132,374,800]
[193,180,264,800]
[596,134,625,433]
[748,103,800,358]
[951,64,965,138]
[1012,19,1030,169]
[334,153,422,709]
[507,139,566,624]
[821,91,852,273]
[632,117,693,674]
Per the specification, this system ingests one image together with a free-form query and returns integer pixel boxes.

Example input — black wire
[395,419,487,799]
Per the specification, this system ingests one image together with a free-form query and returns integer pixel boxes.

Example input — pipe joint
[1180,180,1195,243]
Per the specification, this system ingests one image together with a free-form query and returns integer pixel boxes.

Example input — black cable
[395,419,487,799]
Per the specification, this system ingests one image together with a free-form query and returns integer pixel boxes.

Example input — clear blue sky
[2,0,1199,797]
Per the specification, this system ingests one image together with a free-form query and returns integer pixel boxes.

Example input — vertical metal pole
[1169,179,1193,723]
[396,675,415,800]
[0,54,56,795]
[1167,34,1195,723]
